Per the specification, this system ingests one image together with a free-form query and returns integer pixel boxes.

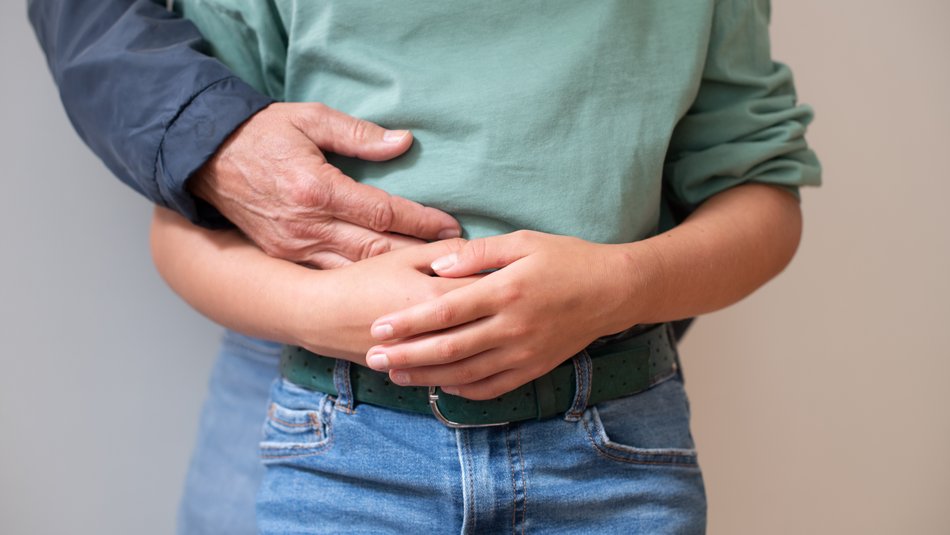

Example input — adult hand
[189,102,461,268]
[362,230,640,400]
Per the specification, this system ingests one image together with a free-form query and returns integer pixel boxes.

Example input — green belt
[280,323,679,428]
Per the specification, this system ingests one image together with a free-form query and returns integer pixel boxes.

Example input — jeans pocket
[582,374,699,467]
[259,380,334,461]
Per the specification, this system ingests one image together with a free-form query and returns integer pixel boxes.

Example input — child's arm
[149,206,475,363]
[365,183,803,398]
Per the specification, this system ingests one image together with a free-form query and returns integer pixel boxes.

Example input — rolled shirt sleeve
[663,0,822,211]
[28,0,275,227]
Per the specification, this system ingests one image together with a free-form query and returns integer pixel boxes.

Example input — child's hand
[364,230,638,400]
[292,238,482,360]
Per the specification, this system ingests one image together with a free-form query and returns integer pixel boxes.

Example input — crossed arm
[151,182,801,400]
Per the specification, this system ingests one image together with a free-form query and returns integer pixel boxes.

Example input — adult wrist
[155,76,275,227]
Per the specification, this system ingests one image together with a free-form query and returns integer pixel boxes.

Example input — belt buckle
[428,387,509,429]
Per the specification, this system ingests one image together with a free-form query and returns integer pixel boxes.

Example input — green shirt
[179,0,820,241]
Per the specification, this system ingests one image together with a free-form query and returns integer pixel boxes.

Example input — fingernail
[371,323,394,340]
[366,353,390,370]
[438,228,461,239]
[441,386,460,396]
[391,371,410,385]
[431,253,458,272]
[383,130,410,143]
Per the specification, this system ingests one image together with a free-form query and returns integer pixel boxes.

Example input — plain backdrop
[2,1,948,534]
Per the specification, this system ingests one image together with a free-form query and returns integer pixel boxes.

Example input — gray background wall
[2,1,948,533]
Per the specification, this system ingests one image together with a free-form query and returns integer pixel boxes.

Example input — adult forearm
[609,183,803,331]
[28,0,272,224]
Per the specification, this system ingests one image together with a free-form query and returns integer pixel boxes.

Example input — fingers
[305,166,461,241]
[430,231,534,277]
[386,195,462,241]
[391,354,536,402]
[441,369,533,401]
[300,219,427,263]
[366,318,496,372]
[369,278,499,341]
[388,349,511,392]
[291,102,414,162]
[286,103,462,239]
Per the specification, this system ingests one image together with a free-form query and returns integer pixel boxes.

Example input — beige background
[1,1,948,534]
[681,1,950,533]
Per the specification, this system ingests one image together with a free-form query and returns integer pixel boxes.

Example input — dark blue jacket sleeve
[28,0,275,226]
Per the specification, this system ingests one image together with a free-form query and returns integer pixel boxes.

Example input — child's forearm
[149,206,335,354]
[149,207,478,362]
[609,183,803,330]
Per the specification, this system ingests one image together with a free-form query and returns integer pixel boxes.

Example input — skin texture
[151,183,802,400]
[189,102,461,268]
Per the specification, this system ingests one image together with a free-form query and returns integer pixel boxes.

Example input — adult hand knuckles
[348,117,375,144]
[356,236,392,260]
[367,200,396,232]
[261,241,304,262]
[302,164,346,211]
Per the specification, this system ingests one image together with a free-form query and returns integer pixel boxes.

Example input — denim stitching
[259,430,333,460]
[517,426,527,535]
[260,395,334,460]
[464,431,476,534]
[266,403,317,428]
[505,428,517,534]
[333,360,355,414]
[565,351,592,421]
[579,415,698,468]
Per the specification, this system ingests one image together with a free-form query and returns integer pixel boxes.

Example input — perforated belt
[280,323,679,428]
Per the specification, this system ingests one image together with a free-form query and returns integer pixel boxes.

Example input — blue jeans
[177,331,281,535]
[257,346,707,533]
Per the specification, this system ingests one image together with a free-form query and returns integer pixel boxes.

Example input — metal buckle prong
[428,387,509,429]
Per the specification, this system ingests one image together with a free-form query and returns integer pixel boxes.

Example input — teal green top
[179,0,820,242]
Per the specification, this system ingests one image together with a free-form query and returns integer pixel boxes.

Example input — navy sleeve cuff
[155,76,275,228]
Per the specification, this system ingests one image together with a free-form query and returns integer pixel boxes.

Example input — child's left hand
[364,230,642,400]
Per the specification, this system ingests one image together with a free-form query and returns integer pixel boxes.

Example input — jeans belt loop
[564,350,593,423]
